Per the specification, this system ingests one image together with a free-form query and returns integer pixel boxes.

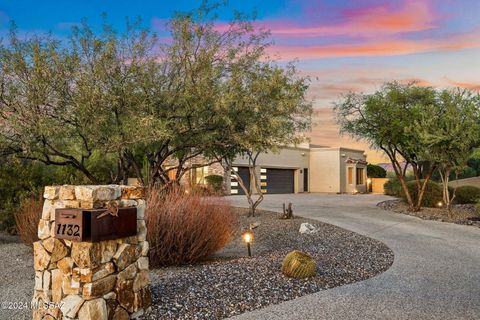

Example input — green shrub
[367,164,387,178]
[401,180,443,208]
[384,177,403,197]
[454,186,480,204]
[205,175,224,192]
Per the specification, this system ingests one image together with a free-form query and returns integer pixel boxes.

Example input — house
[180,143,368,194]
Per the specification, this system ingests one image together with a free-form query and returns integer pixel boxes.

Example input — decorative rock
[119,199,137,208]
[38,219,51,240]
[74,186,96,201]
[133,270,149,292]
[44,186,60,200]
[34,242,51,270]
[100,240,118,263]
[299,222,318,234]
[49,239,68,263]
[92,262,115,282]
[60,295,84,319]
[35,271,43,290]
[136,206,144,220]
[82,275,117,300]
[51,269,63,303]
[115,279,134,312]
[137,220,147,242]
[57,257,74,274]
[117,263,137,281]
[79,200,104,209]
[42,200,55,220]
[62,274,80,295]
[137,257,149,271]
[78,298,108,320]
[103,292,116,300]
[112,306,130,320]
[133,287,151,312]
[113,244,140,271]
[121,186,145,200]
[59,185,76,200]
[140,241,149,257]
[96,187,118,201]
[43,270,51,298]
[71,242,101,269]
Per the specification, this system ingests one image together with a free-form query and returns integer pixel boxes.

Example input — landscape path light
[242,229,254,257]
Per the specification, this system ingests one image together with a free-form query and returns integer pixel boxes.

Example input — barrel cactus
[281,250,316,279]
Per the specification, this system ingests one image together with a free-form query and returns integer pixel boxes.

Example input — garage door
[231,167,250,195]
[266,168,294,194]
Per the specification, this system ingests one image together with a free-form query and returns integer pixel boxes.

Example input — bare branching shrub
[14,196,42,245]
[146,188,237,266]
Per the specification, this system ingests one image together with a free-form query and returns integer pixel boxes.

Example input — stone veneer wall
[33,185,151,320]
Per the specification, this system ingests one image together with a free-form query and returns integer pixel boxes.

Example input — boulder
[60,294,84,318]
[78,298,108,320]
[82,275,117,300]
[44,186,60,200]
[299,222,317,234]
[33,242,51,271]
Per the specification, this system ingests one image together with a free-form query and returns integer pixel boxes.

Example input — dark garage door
[232,167,250,195]
[266,169,294,194]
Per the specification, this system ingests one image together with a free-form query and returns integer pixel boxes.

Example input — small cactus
[281,250,316,279]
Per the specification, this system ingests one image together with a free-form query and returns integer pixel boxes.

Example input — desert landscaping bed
[146,208,394,320]
[378,200,480,227]
[0,209,394,320]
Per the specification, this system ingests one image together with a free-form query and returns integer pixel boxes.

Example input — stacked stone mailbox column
[32,185,151,320]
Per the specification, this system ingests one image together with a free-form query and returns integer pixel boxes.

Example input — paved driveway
[227,193,480,320]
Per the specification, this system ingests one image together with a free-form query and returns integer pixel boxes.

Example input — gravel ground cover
[378,199,480,227]
[146,208,394,320]
[0,232,34,320]
[0,208,394,320]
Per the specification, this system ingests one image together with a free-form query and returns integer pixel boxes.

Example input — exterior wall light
[437,201,443,207]
[242,230,254,257]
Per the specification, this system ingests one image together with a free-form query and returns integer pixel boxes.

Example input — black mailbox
[54,208,137,242]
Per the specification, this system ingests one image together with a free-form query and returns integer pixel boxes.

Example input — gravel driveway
[228,193,480,320]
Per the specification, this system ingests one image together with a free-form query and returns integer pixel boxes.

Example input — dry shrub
[146,188,237,266]
[14,196,43,245]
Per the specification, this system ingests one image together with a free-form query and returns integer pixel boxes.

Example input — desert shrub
[454,186,480,204]
[14,196,43,245]
[367,164,387,178]
[205,175,224,193]
[401,180,443,208]
[145,188,237,266]
[384,176,403,196]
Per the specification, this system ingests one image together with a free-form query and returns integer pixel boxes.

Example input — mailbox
[54,208,137,242]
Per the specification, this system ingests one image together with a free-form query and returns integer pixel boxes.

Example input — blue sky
[1,0,480,162]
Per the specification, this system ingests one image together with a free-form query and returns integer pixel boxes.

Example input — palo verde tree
[213,61,312,217]
[416,88,480,210]
[334,82,439,211]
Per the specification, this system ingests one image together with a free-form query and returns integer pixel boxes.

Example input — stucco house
[180,143,368,195]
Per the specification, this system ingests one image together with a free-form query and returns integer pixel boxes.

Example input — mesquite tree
[335,82,440,211]
[416,89,480,210]
[214,62,312,217]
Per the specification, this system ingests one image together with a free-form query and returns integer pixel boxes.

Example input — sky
[1,0,480,163]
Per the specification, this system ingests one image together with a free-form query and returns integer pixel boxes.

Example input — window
[348,167,353,185]
[190,166,209,185]
[356,168,364,185]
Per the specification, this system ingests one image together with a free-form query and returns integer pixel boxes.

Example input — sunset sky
[1,0,479,163]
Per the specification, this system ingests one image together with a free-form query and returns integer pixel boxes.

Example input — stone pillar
[32,185,151,320]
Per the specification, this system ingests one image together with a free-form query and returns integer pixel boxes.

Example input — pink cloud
[268,29,480,60]
[446,79,480,91]
[255,0,437,37]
